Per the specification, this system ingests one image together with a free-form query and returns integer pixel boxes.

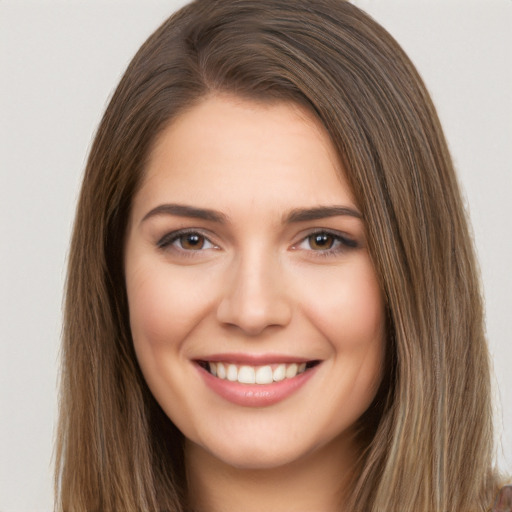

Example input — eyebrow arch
[285,206,362,223]
[141,203,228,224]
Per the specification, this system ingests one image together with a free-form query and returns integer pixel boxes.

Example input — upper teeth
[209,362,307,385]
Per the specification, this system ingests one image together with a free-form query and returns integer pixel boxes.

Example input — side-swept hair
[56,1,502,510]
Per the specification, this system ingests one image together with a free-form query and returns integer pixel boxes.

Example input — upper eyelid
[292,229,359,251]
[155,227,358,249]
[294,228,356,242]
[157,228,217,248]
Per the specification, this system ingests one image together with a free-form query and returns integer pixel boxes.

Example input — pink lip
[195,359,320,408]
[196,352,312,365]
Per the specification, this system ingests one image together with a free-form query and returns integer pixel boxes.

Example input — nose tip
[217,297,291,336]
[216,259,292,336]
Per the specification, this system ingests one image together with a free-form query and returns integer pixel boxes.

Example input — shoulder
[493,486,512,512]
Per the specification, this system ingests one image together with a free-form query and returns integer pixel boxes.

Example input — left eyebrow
[284,205,363,223]
[141,203,228,224]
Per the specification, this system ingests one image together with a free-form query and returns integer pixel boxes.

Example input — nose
[216,249,292,336]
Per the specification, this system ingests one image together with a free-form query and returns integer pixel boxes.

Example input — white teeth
[273,364,286,382]
[285,363,298,379]
[238,366,256,384]
[216,362,226,379]
[205,361,312,384]
[227,364,238,381]
[255,365,273,384]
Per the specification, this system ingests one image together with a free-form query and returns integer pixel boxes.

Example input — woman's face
[125,95,385,470]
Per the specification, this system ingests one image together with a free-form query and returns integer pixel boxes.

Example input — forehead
[132,94,357,220]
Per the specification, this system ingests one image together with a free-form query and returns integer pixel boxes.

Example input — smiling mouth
[196,360,320,385]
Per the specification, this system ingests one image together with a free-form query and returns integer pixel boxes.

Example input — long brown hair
[56,1,503,510]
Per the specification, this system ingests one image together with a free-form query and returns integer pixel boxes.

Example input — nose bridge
[216,241,292,335]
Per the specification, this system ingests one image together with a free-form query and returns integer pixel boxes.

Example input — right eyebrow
[284,205,362,223]
[140,203,228,225]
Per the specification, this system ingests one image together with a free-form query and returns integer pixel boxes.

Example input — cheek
[299,258,384,345]
[126,261,212,354]
[319,262,386,421]
[124,261,214,422]
[333,273,384,347]
[127,267,174,346]
[295,257,386,395]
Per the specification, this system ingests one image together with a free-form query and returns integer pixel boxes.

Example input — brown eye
[294,231,358,255]
[157,230,216,252]
[179,233,206,250]
[308,233,335,250]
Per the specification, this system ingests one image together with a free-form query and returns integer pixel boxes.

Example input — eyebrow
[141,204,228,224]
[140,203,362,225]
[284,205,362,223]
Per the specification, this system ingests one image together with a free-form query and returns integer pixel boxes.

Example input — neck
[185,434,359,512]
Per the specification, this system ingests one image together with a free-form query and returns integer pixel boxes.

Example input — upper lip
[194,353,318,365]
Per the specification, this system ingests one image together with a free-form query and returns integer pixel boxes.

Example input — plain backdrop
[1,1,511,510]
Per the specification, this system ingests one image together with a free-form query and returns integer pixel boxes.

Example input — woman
[55,0,510,510]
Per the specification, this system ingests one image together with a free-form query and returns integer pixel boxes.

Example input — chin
[189,425,330,472]
[208,444,306,471]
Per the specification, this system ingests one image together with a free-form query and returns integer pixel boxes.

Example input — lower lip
[196,363,319,407]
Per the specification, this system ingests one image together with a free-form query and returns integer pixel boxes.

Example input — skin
[124,95,386,511]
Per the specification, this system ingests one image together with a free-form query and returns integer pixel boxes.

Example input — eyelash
[293,230,359,257]
[156,229,358,256]
[157,229,217,253]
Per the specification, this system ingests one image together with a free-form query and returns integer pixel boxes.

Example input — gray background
[1,1,510,510]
